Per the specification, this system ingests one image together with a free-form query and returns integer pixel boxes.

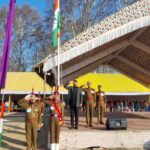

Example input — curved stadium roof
[35,0,150,87]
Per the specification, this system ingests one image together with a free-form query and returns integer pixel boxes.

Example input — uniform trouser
[50,117,61,143]
[86,101,94,126]
[70,107,79,128]
[26,120,38,150]
[61,105,64,122]
[97,105,105,123]
[38,114,42,127]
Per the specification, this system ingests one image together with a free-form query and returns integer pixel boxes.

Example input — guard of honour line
[17,81,106,150]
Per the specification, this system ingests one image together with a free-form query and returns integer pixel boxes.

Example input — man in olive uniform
[81,81,96,127]
[96,85,106,124]
[36,97,45,131]
[18,94,40,150]
[44,91,63,150]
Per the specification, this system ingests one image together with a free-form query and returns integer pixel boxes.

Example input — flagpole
[57,32,60,87]
[44,72,46,98]
[52,0,61,88]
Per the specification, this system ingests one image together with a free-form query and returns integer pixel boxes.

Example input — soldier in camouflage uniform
[44,91,63,150]
[81,81,96,127]
[18,95,40,150]
[96,85,106,124]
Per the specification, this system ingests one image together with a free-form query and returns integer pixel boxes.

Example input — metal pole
[44,72,46,98]
[43,72,47,148]
[8,94,11,112]
[57,36,60,86]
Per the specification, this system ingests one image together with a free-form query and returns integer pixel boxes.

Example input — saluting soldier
[64,80,83,129]
[36,96,45,131]
[96,85,106,124]
[18,94,40,150]
[43,91,63,150]
[81,81,96,127]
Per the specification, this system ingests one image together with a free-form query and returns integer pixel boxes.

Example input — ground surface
[2,112,150,150]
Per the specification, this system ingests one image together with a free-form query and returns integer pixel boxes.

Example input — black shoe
[86,125,89,128]
[100,121,105,125]
[89,124,93,127]
[75,126,78,129]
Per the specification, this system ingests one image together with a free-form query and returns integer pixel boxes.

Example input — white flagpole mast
[57,31,60,86]
[57,0,61,87]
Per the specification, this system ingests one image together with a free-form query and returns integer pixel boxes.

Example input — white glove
[25,94,32,101]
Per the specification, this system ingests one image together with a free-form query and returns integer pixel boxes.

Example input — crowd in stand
[106,100,150,112]
[2,97,150,112]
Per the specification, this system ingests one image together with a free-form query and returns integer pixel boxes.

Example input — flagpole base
[0,118,3,147]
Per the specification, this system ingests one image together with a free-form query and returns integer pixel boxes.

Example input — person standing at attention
[80,81,96,128]
[18,95,40,150]
[96,85,106,124]
[43,91,63,150]
[64,80,83,129]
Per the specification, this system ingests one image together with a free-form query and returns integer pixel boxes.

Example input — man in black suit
[64,80,83,129]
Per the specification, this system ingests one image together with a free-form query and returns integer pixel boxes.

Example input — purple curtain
[0,0,16,89]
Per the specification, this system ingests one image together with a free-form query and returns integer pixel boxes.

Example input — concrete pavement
[2,112,150,150]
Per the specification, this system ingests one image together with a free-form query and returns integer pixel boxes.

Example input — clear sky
[0,0,47,16]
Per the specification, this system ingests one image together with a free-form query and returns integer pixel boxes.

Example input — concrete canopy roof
[75,73,150,95]
[3,72,52,94]
[34,0,150,87]
[2,72,150,95]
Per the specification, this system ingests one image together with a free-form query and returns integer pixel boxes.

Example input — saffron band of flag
[52,0,61,47]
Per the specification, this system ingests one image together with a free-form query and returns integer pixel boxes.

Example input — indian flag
[52,0,61,47]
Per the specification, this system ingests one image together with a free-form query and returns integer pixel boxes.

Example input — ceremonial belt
[27,117,38,123]
[51,101,63,125]
[87,97,94,101]
[51,114,58,117]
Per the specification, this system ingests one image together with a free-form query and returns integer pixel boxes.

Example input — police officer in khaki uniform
[18,95,40,150]
[36,97,45,131]
[81,81,96,127]
[44,91,63,150]
[96,85,106,124]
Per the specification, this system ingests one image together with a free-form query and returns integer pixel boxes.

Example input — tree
[0,6,7,58]
[61,0,115,39]
[44,0,139,45]
[43,0,139,73]
[0,0,139,72]
[116,0,139,11]
[44,0,113,47]
[0,4,44,71]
